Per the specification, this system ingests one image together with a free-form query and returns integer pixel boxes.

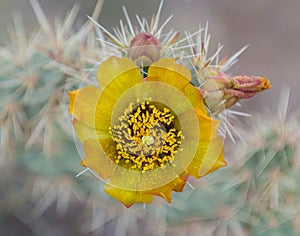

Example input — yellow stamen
[110,99,182,171]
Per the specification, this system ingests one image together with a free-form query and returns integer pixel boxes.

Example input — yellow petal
[144,173,188,203]
[147,58,209,116]
[187,136,226,178]
[97,56,142,88]
[72,119,110,142]
[81,139,116,180]
[95,64,143,131]
[147,58,191,91]
[69,73,142,133]
[104,185,153,207]
[106,157,190,194]
[202,146,227,175]
[182,84,221,141]
[68,86,102,128]
[198,114,220,141]
[183,83,207,115]
[173,174,189,192]
[68,89,79,115]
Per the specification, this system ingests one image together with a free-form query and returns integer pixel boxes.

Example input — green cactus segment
[0,1,299,236]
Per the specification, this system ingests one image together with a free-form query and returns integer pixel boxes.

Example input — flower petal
[144,173,188,203]
[81,139,117,180]
[183,83,208,115]
[147,58,209,116]
[104,185,153,207]
[69,75,143,134]
[198,114,220,141]
[69,86,102,128]
[97,56,142,88]
[95,63,143,131]
[72,119,110,142]
[187,136,226,178]
[146,58,191,91]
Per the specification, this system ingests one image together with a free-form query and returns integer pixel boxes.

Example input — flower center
[110,99,182,172]
[142,135,155,145]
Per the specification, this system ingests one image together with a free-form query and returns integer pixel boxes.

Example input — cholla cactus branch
[4,1,298,236]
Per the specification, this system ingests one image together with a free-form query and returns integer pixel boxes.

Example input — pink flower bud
[128,32,162,66]
[231,75,271,94]
[200,72,271,114]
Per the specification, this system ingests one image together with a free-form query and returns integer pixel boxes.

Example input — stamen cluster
[110,100,182,172]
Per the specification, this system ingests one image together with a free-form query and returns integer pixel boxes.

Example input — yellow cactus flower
[69,56,226,207]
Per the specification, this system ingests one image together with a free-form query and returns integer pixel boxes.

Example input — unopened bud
[201,73,271,115]
[128,32,162,66]
[231,75,271,94]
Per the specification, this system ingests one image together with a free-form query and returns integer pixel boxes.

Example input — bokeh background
[0,0,299,235]
[1,0,299,111]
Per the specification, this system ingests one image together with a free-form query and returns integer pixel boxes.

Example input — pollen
[110,99,182,171]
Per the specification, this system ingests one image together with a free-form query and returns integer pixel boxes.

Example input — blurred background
[1,0,299,111]
[0,0,299,236]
